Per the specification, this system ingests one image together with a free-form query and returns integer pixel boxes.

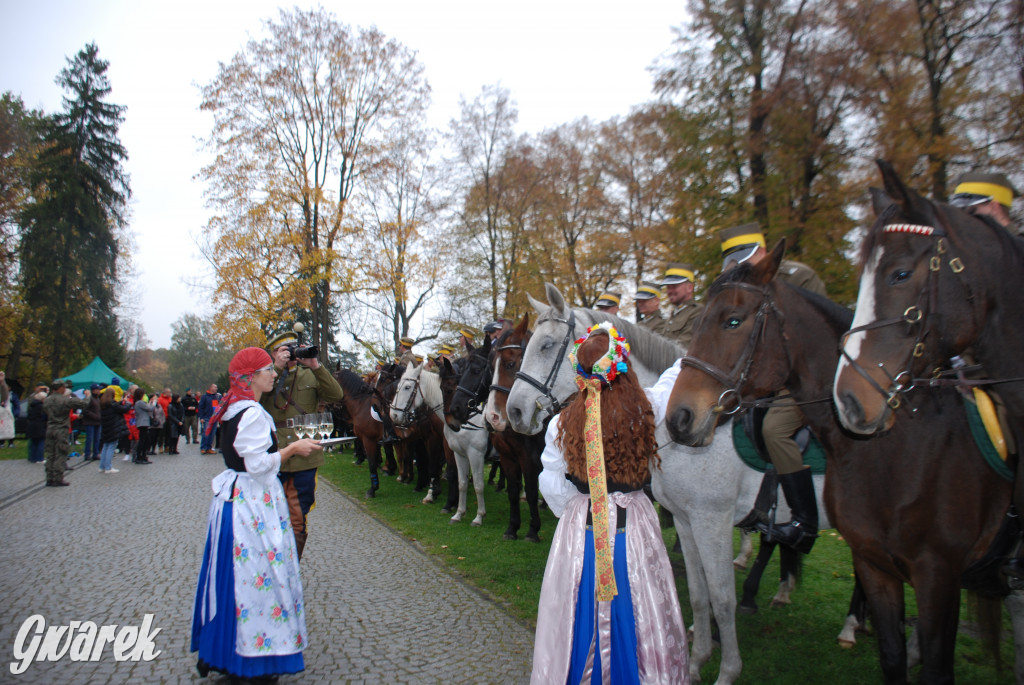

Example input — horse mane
[335,368,375,399]
[572,307,684,368]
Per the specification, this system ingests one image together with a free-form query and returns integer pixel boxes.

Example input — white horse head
[506,282,683,435]
[390,362,443,426]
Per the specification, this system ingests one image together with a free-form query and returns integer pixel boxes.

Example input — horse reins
[391,377,442,429]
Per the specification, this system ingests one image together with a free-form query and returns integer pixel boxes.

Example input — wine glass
[294,416,310,440]
[320,412,334,440]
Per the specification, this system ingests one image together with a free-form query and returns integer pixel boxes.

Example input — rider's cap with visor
[719,223,767,270]
[634,281,662,300]
[950,172,1020,209]
[594,292,622,308]
[661,263,695,286]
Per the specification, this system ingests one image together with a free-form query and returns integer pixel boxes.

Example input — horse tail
[966,592,1003,671]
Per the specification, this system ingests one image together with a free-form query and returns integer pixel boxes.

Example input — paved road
[0,441,534,684]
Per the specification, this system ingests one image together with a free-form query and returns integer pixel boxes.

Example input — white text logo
[10,614,162,675]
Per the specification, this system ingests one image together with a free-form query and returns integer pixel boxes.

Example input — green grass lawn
[318,443,1017,683]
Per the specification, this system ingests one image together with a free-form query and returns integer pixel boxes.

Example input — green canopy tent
[62,356,126,390]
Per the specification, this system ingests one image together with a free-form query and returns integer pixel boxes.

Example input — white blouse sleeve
[538,415,579,518]
[233,406,282,483]
[645,360,682,426]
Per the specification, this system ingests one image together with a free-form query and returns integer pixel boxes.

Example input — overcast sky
[2,0,685,348]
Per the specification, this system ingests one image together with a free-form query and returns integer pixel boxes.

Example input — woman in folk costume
[191,347,323,682]
[532,323,688,685]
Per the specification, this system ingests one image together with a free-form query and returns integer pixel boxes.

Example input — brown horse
[331,368,391,498]
[475,314,546,542]
[834,159,1024,436]
[664,240,1014,684]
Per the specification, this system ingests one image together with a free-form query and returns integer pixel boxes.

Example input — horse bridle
[391,377,440,429]
[678,281,783,414]
[514,308,577,418]
[838,222,969,412]
[489,338,529,397]
[451,354,492,419]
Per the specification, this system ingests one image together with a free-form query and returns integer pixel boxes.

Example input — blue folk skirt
[190,500,305,678]
[566,526,640,685]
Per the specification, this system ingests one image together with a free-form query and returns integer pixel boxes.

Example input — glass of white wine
[319,412,334,440]
[293,416,309,440]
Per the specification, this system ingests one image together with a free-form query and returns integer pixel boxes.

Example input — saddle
[733,407,826,532]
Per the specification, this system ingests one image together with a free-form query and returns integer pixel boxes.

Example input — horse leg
[383,442,396,475]
[1004,589,1024,685]
[911,569,963,685]
[856,561,908,684]
[470,445,486,526]
[739,535,776,615]
[522,456,542,543]
[502,455,523,540]
[838,572,869,648]
[364,438,381,499]
[671,510,714,683]
[690,511,743,685]
[734,530,755,570]
[441,440,458,512]
[450,452,469,523]
[770,544,799,607]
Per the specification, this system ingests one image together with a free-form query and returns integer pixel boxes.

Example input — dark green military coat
[259,364,343,473]
[663,301,705,349]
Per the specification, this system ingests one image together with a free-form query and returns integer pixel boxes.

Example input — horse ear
[876,159,916,216]
[758,238,786,284]
[517,312,530,333]
[526,292,545,314]
[442,357,452,373]
[483,335,492,353]
[869,186,892,217]
[545,282,566,314]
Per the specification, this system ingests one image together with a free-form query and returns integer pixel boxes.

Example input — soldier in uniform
[594,291,621,315]
[42,379,92,486]
[634,281,666,337]
[457,328,475,359]
[720,223,826,553]
[260,330,344,561]
[661,262,703,349]
[397,336,416,367]
[949,171,1021,236]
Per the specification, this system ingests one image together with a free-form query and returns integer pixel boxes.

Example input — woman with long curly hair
[531,323,688,684]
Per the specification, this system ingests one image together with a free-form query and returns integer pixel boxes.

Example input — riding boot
[378,413,400,445]
[757,467,818,554]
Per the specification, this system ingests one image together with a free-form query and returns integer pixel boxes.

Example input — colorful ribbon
[576,374,617,602]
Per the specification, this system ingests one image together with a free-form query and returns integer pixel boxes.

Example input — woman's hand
[281,438,323,462]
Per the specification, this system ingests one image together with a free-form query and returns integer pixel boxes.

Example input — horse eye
[723,317,742,330]
[888,269,913,285]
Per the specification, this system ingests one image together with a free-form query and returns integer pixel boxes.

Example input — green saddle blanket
[731,419,827,475]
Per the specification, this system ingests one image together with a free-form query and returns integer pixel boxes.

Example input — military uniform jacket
[43,392,91,433]
[398,350,416,367]
[663,302,705,349]
[637,312,667,338]
[259,364,344,473]
[778,259,826,296]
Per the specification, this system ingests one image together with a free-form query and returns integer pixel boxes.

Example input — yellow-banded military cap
[266,330,299,351]
[459,328,475,340]
[438,344,454,355]
[399,336,415,347]
[414,355,424,364]
[594,291,622,308]
[952,172,1020,209]
[634,281,662,300]
[661,262,696,286]
[719,223,767,255]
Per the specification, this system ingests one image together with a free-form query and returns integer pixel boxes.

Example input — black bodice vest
[221,407,278,472]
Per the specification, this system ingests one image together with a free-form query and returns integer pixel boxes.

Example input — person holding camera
[260,328,344,561]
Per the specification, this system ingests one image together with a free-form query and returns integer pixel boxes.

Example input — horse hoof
[471,520,482,527]
[364,489,376,499]
[440,507,452,514]
[733,561,748,571]
[503,532,517,540]
[526,533,541,543]
[769,598,792,608]
[738,603,758,616]
[837,638,856,649]
[449,516,462,524]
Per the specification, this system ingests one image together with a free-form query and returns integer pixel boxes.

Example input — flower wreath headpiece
[569,322,631,386]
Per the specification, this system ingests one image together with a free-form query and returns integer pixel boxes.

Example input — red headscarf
[205,347,273,435]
